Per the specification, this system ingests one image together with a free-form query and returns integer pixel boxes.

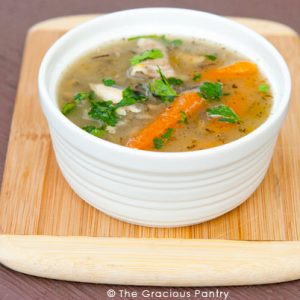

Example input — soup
[57,35,272,152]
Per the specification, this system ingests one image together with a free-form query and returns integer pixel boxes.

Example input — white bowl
[38,8,291,227]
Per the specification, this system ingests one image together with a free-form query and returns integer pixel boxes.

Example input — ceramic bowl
[38,8,291,227]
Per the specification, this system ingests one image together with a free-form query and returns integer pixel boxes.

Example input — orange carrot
[126,93,204,150]
[201,61,258,81]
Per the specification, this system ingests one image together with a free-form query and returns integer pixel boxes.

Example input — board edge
[1,235,300,286]
[28,14,299,37]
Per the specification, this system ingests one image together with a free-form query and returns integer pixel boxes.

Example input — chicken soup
[58,35,272,152]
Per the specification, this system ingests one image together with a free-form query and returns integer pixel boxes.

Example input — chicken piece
[89,83,122,104]
[89,83,142,117]
[128,38,175,78]
[172,50,206,67]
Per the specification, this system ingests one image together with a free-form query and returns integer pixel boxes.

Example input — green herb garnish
[61,102,76,115]
[258,84,269,93]
[149,67,177,102]
[114,87,146,109]
[205,54,217,61]
[153,137,164,149]
[206,104,239,124]
[88,100,119,126]
[74,91,96,103]
[167,77,183,85]
[102,78,116,86]
[130,49,164,66]
[161,128,173,140]
[63,91,96,115]
[193,73,202,82]
[179,111,188,124]
[199,82,223,101]
[153,128,174,149]
[82,125,106,137]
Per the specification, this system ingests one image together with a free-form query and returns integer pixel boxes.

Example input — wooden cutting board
[0,15,300,286]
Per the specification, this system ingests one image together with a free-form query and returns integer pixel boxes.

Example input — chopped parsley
[258,84,269,93]
[88,100,119,126]
[153,137,164,149]
[82,125,106,137]
[73,86,146,128]
[149,67,177,102]
[61,102,76,115]
[193,73,202,82]
[179,111,188,124]
[128,35,182,47]
[62,92,96,115]
[205,54,217,61]
[161,128,173,139]
[74,91,96,103]
[130,48,164,66]
[167,77,183,85]
[199,82,223,101]
[153,127,174,149]
[102,78,116,86]
[206,104,240,124]
[114,87,146,109]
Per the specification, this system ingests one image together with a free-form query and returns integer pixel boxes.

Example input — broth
[57,36,272,152]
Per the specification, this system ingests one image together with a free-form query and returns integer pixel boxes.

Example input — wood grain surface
[1,16,300,242]
[1,235,300,286]
[1,1,300,298]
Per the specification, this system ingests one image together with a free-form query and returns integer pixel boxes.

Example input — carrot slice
[126,93,204,150]
[201,61,258,81]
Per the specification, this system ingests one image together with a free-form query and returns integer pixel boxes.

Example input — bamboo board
[0,15,300,285]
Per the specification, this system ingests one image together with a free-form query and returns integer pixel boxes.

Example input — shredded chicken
[173,50,206,66]
[89,83,122,104]
[89,83,142,118]
[128,38,175,79]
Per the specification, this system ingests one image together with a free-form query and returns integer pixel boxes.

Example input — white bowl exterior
[38,9,291,227]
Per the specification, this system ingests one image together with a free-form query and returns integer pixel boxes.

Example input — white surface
[38,8,291,227]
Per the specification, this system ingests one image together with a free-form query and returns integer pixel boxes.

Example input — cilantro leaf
[167,77,183,85]
[206,104,240,124]
[114,87,146,109]
[153,128,173,149]
[258,84,269,93]
[153,137,164,149]
[102,78,116,86]
[61,102,76,115]
[205,54,217,61]
[149,67,177,102]
[74,91,96,103]
[88,101,118,126]
[193,73,202,82]
[161,128,173,140]
[82,125,106,137]
[199,82,223,101]
[130,49,164,66]
[179,111,187,123]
